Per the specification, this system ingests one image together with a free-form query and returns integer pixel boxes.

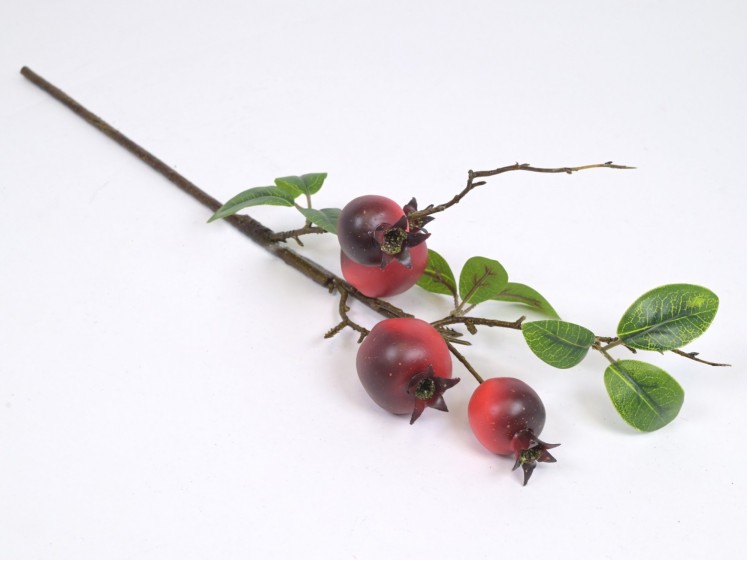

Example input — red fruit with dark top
[356,318,458,424]
[340,241,428,297]
[337,195,430,269]
[468,377,559,485]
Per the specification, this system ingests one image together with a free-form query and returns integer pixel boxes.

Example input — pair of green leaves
[208,173,340,234]
[521,284,719,432]
[415,249,560,318]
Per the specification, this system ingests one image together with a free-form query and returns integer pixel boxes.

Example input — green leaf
[522,320,595,369]
[617,284,719,351]
[274,173,328,197]
[458,256,509,306]
[273,177,305,199]
[416,249,457,297]
[492,282,560,318]
[300,173,327,195]
[208,186,295,222]
[296,207,341,234]
[604,359,684,432]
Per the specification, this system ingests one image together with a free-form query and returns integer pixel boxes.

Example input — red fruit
[337,195,430,268]
[468,377,559,485]
[356,318,458,424]
[340,241,428,297]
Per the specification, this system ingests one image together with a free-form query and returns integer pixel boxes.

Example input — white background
[2,1,746,559]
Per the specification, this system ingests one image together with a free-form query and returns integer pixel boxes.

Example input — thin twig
[446,342,484,384]
[409,161,635,221]
[269,225,328,243]
[596,336,637,354]
[596,338,728,365]
[670,349,731,367]
[592,343,618,366]
[595,336,617,344]
[325,282,371,342]
[431,315,526,331]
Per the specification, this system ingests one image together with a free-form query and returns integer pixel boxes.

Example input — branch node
[324,281,370,341]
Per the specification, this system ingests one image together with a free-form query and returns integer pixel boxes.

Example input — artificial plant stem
[432,315,526,331]
[19,66,407,321]
[410,161,635,221]
[446,342,484,384]
[599,339,625,352]
[22,66,723,381]
[593,344,618,365]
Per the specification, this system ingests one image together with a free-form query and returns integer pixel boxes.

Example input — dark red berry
[468,377,559,485]
[356,318,458,424]
[340,241,428,297]
[337,195,430,268]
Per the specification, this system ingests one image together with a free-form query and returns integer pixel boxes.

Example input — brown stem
[592,342,618,366]
[325,281,371,343]
[446,342,484,384]
[21,66,725,391]
[595,338,728,366]
[432,315,526,331]
[19,65,494,382]
[409,161,635,221]
[669,349,730,367]
[269,225,328,243]
[19,66,408,322]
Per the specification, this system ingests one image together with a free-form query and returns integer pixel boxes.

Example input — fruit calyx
[510,428,560,486]
[403,197,435,230]
[370,199,432,269]
[406,365,460,425]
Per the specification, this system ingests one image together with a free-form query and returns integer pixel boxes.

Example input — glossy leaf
[617,284,719,351]
[522,320,595,369]
[604,360,684,432]
[492,282,560,318]
[416,249,457,297]
[275,173,328,197]
[208,186,295,222]
[458,256,509,306]
[297,207,341,234]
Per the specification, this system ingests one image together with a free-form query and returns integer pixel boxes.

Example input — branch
[595,337,729,366]
[268,225,328,245]
[324,282,371,342]
[409,161,635,221]
[24,65,723,401]
[446,342,484,384]
[431,315,526,332]
[670,349,731,367]
[19,66,409,323]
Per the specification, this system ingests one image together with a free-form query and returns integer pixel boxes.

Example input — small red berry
[337,195,430,268]
[468,377,559,485]
[356,318,458,424]
[340,241,428,297]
